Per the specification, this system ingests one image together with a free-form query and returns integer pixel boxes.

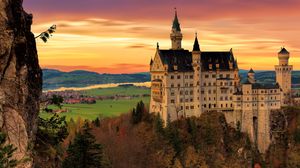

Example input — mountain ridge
[43,69,300,90]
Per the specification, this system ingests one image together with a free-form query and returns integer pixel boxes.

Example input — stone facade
[149,11,292,153]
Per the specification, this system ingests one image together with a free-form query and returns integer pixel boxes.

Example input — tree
[131,101,146,124]
[34,114,68,167]
[62,123,106,168]
[35,25,57,43]
[0,132,18,168]
[154,114,164,136]
[50,95,64,109]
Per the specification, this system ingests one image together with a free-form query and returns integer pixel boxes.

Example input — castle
[149,10,293,153]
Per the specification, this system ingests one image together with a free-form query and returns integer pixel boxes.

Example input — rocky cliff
[0,0,42,167]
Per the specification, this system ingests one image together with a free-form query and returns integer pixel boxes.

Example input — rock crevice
[0,0,42,167]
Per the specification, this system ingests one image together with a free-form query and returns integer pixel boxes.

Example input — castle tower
[247,68,256,84]
[192,33,202,117]
[170,9,183,50]
[275,47,293,99]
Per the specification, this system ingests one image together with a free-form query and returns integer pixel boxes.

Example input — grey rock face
[0,0,42,167]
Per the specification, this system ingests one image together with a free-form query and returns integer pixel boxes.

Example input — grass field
[40,97,150,121]
[84,86,150,96]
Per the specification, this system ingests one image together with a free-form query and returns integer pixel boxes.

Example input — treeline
[34,114,111,168]
[93,102,263,168]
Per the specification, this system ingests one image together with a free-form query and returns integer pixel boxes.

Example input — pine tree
[0,132,18,168]
[154,114,164,136]
[131,101,146,124]
[62,123,105,168]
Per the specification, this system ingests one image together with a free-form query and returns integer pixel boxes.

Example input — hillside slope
[43,69,150,90]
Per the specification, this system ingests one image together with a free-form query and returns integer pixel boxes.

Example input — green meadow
[83,86,150,96]
[41,86,151,121]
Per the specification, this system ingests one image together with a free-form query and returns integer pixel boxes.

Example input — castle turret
[192,33,200,65]
[275,47,293,103]
[247,68,256,84]
[170,9,183,50]
[192,33,202,117]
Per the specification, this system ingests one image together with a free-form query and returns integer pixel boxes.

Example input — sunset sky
[24,0,300,74]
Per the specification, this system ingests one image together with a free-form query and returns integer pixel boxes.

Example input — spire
[278,47,289,54]
[172,8,181,31]
[193,32,200,51]
[248,68,255,73]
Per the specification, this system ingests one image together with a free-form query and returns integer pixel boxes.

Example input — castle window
[190,91,193,95]
[226,74,230,78]
[219,74,223,78]
[190,83,193,87]
[221,104,223,108]
[203,82,206,86]
[171,92,175,96]
[177,75,181,79]
[213,90,216,94]
[171,99,175,103]
[190,75,193,79]
[190,98,193,102]
[205,74,209,78]
[181,106,183,110]
[208,90,211,94]
[191,106,194,109]
[220,97,223,101]
[171,84,174,88]
[171,75,174,79]
[180,91,183,95]
[178,84,181,88]
[204,104,206,108]
[197,81,200,85]
[220,82,223,86]
[186,106,189,110]
[208,82,211,86]
[212,74,216,78]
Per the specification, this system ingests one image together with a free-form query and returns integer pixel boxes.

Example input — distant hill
[43,69,150,90]
[43,69,300,90]
[239,70,300,88]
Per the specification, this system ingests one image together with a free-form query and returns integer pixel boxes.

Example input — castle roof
[193,35,200,51]
[201,51,237,71]
[278,47,289,54]
[248,68,255,73]
[157,49,237,72]
[172,10,181,31]
[158,49,193,72]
